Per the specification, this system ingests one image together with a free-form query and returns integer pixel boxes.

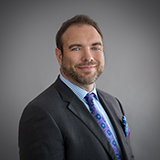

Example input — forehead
[61,24,103,46]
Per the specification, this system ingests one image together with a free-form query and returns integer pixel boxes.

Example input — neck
[79,83,95,92]
[60,72,95,92]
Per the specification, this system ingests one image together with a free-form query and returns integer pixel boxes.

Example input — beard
[61,61,104,85]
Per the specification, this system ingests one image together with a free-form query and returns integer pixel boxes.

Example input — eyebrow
[91,42,103,46]
[69,44,83,49]
[69,42,103,49]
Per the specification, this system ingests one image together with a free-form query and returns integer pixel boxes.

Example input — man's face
[56,24,105,91]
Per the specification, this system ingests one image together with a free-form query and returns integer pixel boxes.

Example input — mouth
[78,65,96,71]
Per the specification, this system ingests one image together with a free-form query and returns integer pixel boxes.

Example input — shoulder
[22,77,63,113]
[22,76,77,117]
[97,88,124,114]
[97,88,116,102]
[27,76,70,107]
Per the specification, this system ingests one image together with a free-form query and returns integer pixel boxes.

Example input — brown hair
[56,14,103,53]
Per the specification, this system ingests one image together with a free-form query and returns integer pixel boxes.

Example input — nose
[81,47,94,62]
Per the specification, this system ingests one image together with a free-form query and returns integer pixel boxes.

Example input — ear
[55,48,62,66]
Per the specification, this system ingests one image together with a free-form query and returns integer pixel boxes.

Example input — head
[56,15,103,54]
[55,15,105,91]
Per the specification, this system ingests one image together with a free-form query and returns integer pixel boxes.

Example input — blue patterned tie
[85,93,121,160]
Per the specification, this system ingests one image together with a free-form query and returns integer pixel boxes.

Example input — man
[19,15,134,160]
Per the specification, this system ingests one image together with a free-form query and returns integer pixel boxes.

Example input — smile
[78,65,96,71]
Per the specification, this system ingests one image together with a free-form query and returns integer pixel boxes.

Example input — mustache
[76,62,98,67]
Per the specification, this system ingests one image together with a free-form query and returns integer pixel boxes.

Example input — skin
[55,24,105,91]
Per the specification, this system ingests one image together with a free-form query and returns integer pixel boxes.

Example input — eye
[92,47,100,50]
[71,47,80,51]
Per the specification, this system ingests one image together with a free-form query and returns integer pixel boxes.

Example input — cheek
[96,53,105,63]
[62,55,77,67]
[102,55,105,65]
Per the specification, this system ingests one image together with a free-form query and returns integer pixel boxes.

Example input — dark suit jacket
[19,76,134,160]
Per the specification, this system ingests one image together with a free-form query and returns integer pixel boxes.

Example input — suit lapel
[68,96,118,160]
[97,90,130,160]
[54,77,118,160]
[97,91,123,137]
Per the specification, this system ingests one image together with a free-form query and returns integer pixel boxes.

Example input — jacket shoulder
[26,76,69,108]
[97,88,124,115]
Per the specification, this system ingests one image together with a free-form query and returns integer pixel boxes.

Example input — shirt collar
[59,73,98,100]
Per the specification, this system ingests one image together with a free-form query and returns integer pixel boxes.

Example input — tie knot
[85,93,95,105]
[85,92,94,99]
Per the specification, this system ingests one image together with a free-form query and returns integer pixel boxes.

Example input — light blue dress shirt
[60,74,122,157]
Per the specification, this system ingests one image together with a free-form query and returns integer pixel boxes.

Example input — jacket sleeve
[18,105,66,160]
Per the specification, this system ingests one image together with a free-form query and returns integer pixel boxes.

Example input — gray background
[1,1,160,160]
